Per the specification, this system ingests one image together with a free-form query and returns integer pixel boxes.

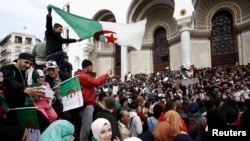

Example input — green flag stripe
[60,77,81,97]
[16,108,40,129]
[48,4,104,41]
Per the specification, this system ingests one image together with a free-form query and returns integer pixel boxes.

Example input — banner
[112,86,119,95]
[181,78,199,86]
[59,76,83,111]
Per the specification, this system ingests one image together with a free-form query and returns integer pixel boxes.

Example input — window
[66,29,69,39]
[15,36,22,43]
[25,47,31,53]
[66,5,70,12]
[211,11,234,56]
[211,11,238,66]
[115,44,121,66]
[66,29,69,46]
[154,27,169,63]
[15,46,21,53]
[25,37,32,44]
[15,54,19,59]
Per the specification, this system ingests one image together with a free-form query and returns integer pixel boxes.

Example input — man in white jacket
[128,99,143,136]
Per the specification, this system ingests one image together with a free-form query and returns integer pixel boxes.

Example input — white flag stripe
[62,92,83,112]
[100,19,147,50]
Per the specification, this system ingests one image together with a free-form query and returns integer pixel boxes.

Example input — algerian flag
[180,69,188,79]
[186,65,194,77]
[48,4,147,50]
[13,107,40,141]
[59,76,83,112]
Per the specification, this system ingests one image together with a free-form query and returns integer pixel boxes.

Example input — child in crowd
[25,69,57,123]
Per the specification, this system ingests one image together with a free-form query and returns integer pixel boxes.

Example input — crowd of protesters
[1,5,250,140]
[2,57,250,141]
[92,64,250,141]
[1,49,250,141]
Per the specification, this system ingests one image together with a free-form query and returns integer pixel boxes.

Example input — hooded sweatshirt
[39,120,74,141]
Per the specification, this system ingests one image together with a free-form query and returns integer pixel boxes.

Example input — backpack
[187,116,200,138]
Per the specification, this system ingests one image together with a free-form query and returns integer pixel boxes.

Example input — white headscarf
[124,137,142,141]
[91,118,111,140]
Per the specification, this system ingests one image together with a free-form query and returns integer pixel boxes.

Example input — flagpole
[9,106,37,111]
[51,75,79,90]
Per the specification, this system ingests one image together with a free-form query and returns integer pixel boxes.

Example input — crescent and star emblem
[66,89,76,99]
[94,30,117,43]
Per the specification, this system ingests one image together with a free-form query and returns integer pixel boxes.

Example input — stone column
[121,46,128,82]
[173,0,194,67]
[82,42,94,59]
[178,18,192,67]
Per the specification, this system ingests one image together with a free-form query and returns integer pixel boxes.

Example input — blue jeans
[46,51,67,72]
[79,105,94,141]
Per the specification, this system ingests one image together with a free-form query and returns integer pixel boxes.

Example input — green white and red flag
[59,76,83,112]
[12,107,40,141]
[48,4,147,50]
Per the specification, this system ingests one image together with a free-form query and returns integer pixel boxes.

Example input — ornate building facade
[52,0,250,77]
[0,27,39,68]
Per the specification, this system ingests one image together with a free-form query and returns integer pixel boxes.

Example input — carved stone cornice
[168,34,180,45]
[83,42,94,53]
[176,16,192,32]
[190,30,211,39]
[236,20,250,33]
[96,51,115,57]
[141,43,153,50]
[128,42,152,51]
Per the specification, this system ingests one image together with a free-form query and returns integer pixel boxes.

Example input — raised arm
[46,7,53,35]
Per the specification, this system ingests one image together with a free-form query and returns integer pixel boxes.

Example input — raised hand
[48,7,52,13]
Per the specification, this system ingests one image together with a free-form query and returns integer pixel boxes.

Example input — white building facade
[1,0,250,78]
[0,27,40,68]
[61,0,250,78]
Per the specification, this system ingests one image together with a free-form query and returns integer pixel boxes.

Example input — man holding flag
[47,4,146,50]
[45,60,72,123]
[46,7,82,77]
[74,59,112,141]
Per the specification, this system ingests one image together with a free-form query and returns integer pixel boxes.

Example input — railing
[0,59,6,63]
[0,49,6,54]
[0,59,11,63]
[0,48,10,55]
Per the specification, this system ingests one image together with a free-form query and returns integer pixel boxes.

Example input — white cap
[124,137,142,141]
[37,69,45,77]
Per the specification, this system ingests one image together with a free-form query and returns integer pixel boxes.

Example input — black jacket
[1,64,27,108]
[46,15,77,55]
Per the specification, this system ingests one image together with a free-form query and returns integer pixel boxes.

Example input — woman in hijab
[91,118,120,141]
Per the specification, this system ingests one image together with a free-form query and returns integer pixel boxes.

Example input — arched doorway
[114,44,121,76]
[153,27,169,71]
[211,11,238,66]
